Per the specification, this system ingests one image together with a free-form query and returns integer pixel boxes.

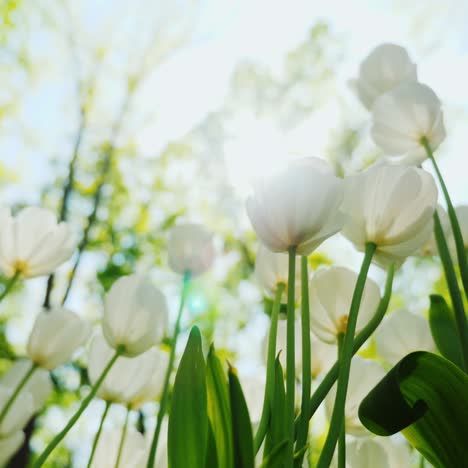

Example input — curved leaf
[359,351,468,468]
[429,294,464,369]
[168,326,207,468]
[228,364,254,468]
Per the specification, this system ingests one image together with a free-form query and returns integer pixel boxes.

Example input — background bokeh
[1,0,467,466]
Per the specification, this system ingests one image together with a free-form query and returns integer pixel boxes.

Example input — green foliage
[168,326,208,468]
[359,351,468,468]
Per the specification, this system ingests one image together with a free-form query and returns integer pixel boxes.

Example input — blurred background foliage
[1,0,467,465]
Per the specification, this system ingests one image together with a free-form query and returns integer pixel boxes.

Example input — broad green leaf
[168,326,207,468]
[260,439,288,468]
[228,364,254,468]
[206,345,233,468]
[205,420,219,468]
[429,294,464,369]
[359,351,468,468]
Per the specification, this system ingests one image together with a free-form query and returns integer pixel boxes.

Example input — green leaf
[206,345,233,468]
[205,420,219,468]
[168,326,207,468]
[429,294,464,369]
[359,351,468,468]
[228,364,254,468]
[260,439,288,468]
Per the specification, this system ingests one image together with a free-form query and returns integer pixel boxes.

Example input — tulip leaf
[206,345,233,468]
[228,364,254,468]
[359,351,468,468]
[260,439,288,468]
[168,326,208,468]
[205,420,219,468]
[429,294,464,369]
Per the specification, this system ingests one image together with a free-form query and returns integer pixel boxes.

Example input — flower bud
[0,430,25,467]
[168,224,214,276]
[352,43,417,110]
[342,163,438,267]
[309,266,380,344]
[371,82,445,163]
[27,308,90,370]
[246,157,345,255]
[0,206,76,278]
[0,386,34,436]
[103,274,168,357]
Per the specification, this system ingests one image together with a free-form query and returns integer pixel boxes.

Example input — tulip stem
[294,256,311,467]
[146,271,191,468]
[433,210,468,371]
[285,246,297,468]
[316,242,376,468]
[294,263,393,428]
[0,271,20,303]
[254,282,285,453]
[422,137,468,299]
[115,407,130,468]
[337,333,345,468]
[86,401,111,468]
[0,362,37,427]
[34,348,122,467]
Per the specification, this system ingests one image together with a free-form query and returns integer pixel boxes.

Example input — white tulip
[346,438,390,468]
[0,386,34,436]
[255,244,301,302]
[238,372,266,424]
[27,308,90,370]
[417,205,450,257]
[371,82,446,163]
[378,436,412,468]
[0,360,53,413]
[454,205,468,250]
[103,274,168,357]
[375,309,435,365]
[0,430,25,467]
[167,223,214,276]
[246,157,345,255]
[309,267,380,344]
[310,335,336,379]
[90,429,147,468]
[325,357,385,436]
[342,163,438,267]
[0,206,75,278]
[352,43,417,110]
[88,334,168,407]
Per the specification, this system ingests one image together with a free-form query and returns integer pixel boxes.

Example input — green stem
[433,210,468,370]
[254,282,285,453]
[115,407,130,468]
[0,271,20,303]
[337,334,345,468]
[316,242,376,468]
[294,256,311,467]
[299,263,393,424]
[87,401,111,468]
[285,247,296,468]
[422,137,468,300]
[146,271,191,468]
[0,362,36,426]
[34,349,122,467]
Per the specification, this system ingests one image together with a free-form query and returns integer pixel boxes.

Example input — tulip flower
[0,386,34,437]
[0,206,75,278]
[371,82,446,163]
[0,430,25,467]
[88,334,168,407]
[417,205,451,257]
[246,157,345,255]
[375,309,435,365]
[345,438,391,468]
[309,266,381,343]
[255,244,301,301]
[352,43,417,110]
[90,429,147,468]
[0,360,52,413]
[103,274,168,357]
[167,223,214,276]
[378,436,412,468]
[325,357,385,436]
[342,163,438,267]
[27,308,90,370]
